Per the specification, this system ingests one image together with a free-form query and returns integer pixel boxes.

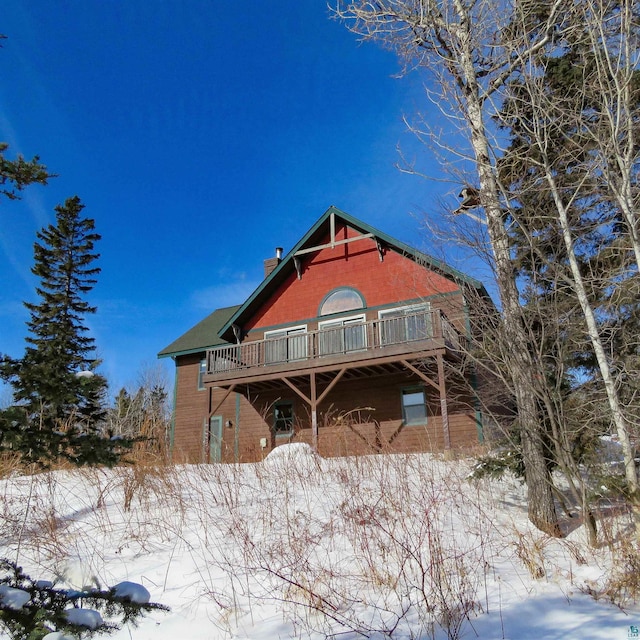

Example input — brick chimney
[264,247,283,278]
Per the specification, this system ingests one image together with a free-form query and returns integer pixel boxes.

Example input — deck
[204,310,462,386]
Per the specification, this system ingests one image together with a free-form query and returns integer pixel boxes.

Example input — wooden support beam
[311,373,318,450]
[280,370,347,452]
[282,377,311,404]
[437,354,451,449]
[317,368,347,404]
[400,359,441,392]
[207,385,236,420]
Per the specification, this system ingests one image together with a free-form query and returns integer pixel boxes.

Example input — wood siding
[172,357,480,463]
[244,224,460,332]
[168,217,484,463]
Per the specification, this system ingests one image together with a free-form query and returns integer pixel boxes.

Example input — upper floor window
[318,314,367,355]
[319,287,365,316]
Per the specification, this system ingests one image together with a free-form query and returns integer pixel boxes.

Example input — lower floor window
[402,387,427,425]
[274,401,294,435]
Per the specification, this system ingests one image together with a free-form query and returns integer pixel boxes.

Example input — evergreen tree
[0,196,133,466]
[494,1,640,541]
[0,142,50,202]
[0,36,50,203]
[0,558,168,640]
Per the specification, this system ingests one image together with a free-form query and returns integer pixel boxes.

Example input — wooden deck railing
[206,309,461,376]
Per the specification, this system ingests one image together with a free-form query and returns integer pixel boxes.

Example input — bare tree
[334,0,563,536]
[575,0,640,271]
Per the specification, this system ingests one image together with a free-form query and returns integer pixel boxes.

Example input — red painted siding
[245,223,459,331]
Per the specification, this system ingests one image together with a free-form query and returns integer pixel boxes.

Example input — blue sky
[0,2,487,395]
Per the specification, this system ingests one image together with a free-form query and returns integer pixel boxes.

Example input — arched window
[319,287,365,316]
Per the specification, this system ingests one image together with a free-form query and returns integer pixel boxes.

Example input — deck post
[437,354,451,449]
[310,372,318,451]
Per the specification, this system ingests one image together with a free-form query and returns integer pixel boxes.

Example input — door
[264,326,308,364]
[209,415,223,463]
[318,314,366,356]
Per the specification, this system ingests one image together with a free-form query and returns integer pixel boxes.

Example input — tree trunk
[457,2,561,537]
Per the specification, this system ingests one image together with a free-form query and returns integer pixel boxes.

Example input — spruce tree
[0,196,132,466]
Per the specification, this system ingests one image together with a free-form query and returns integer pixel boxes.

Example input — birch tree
[335,0,563,536]
[499,0,640,526]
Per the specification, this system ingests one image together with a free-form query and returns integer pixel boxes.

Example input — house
[158,206,492,463]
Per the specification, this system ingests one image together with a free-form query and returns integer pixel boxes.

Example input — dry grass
[1,447,638,638]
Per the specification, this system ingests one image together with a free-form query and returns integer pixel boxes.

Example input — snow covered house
[158,207,491,463]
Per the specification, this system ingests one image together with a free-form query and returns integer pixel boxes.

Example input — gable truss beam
[294,232,375,257]
[294,213,377,259]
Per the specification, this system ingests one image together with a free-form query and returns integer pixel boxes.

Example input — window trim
[318,313,367,330]
[264,324,308,340]
[401,386,427,426]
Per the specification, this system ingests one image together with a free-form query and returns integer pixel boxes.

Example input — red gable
[245,221,459,331]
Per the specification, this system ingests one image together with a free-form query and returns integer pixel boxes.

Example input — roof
[158,305,241,359]
[158,206,491,357]
[218,205,487,341]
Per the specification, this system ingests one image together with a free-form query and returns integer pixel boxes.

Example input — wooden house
[158,207,491,462]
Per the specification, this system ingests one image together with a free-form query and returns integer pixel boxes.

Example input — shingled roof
[158,304,241,358]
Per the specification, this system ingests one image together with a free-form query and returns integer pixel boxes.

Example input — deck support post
[437,354,451,449]
[310,373,318,451]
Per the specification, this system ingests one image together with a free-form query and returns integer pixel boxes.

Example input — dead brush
[600,537,640,607]
[116,462,185,519]
[0,452,24,479]
[513,529,547,579]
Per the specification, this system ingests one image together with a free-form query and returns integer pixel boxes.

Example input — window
[401,387,427,425]
[264,325,308,364]
[197,359,206,390]
[319,287,365,316]
[318,314,367,356]
[274,401,294,435]
[379,303,431,346]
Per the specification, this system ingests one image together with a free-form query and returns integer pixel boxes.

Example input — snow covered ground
[1,444,639,640]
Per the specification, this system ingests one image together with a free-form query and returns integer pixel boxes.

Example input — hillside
[1,445,638,639]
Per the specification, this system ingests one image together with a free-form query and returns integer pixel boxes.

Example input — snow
[0,586,30,611]
[64,607,103,629]
[113,581,150,604]
[1,446,639,640]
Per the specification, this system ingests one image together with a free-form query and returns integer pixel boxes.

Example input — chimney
[264,247,284,278]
